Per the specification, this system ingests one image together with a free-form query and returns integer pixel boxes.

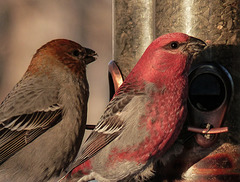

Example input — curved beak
[187,37,207,55]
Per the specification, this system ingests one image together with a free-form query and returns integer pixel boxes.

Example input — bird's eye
[72,50,80,57]
[170,42,179,49]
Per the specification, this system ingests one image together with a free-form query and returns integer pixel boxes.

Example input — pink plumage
[62,33,206,182]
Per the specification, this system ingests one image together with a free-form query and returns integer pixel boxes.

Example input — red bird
[61,33,206,182]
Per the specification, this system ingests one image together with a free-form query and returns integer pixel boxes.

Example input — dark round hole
[189,73,225,111]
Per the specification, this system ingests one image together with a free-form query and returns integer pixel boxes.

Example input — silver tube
[113,0,155,79]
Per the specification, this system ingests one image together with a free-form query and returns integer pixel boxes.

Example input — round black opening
[189,73,225,111]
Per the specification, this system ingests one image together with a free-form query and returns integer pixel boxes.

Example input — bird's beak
[187,37,207,55]
[84,48,98,65]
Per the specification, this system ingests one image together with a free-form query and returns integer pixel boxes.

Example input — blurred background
[0,0,111,141]
[1,1,240,181]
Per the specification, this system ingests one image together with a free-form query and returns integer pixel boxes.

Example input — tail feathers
[59,160,92,182]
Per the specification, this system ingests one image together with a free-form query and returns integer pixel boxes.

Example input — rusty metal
[108,60,123,99]
[108,60,123,92]
[188,126,228,134]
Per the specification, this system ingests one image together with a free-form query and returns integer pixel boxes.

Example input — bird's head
[26,39,97,78]
[134,33,206,83]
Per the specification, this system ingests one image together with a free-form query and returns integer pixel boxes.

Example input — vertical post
[113,0,155,79]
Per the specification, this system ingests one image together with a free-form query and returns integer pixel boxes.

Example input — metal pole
[113,0,155,79]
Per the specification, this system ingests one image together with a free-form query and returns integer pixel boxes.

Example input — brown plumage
[0,39,97,182]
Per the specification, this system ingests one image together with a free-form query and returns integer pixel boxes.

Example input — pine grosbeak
[0,39,97,182]
[61,33,206,182]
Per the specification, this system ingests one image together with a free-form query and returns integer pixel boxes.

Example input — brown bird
[0,39,97,182]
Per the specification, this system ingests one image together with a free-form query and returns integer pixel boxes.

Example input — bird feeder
[107,0,240,181]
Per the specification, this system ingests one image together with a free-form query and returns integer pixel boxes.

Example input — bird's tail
[58,160,92,182]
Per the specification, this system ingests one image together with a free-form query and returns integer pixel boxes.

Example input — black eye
[72,50,80,57]
[170,42,179,49]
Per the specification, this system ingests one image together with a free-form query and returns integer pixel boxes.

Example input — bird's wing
[0,76,62,164]
[70,91,144,169]
[0,76,60,121]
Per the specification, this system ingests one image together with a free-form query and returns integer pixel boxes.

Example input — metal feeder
[90,0,240,181]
